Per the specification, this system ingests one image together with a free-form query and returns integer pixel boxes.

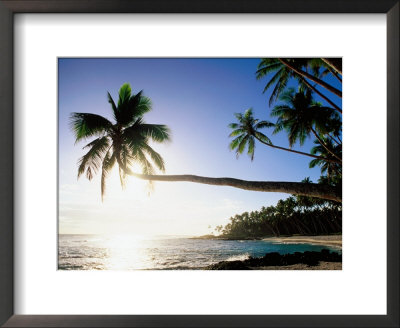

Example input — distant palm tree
[70,83,171,200]
[228,108,339,163]
[228,109,274,160]
[271,88,341,162]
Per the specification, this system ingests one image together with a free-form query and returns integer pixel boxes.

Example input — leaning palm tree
[71,84,342,202]
[321,58,342,75]
[256,58,342,113]
[276,58,342,98]
[70,83,171,200]
[271,88,342,162]
[228,108,339,164]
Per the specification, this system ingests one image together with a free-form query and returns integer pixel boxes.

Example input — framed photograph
[0,1,398,327]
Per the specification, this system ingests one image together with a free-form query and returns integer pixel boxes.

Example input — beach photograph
[58,58,342,270]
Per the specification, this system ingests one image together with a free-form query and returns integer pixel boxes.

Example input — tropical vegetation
[230,58,342,189]
[71,58,342,202]
[214,178,342,238]
[70,83,170,200]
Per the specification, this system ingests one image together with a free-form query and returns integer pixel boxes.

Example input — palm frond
[229,134,246,151]
[107,92,119,121]
[117,144,132,188]
[277,88,296,104]
[118,91,153,127]
[255,120,275,130]
[142,144,165,172]
[77,136,110,180]
[82,137,107,149]
[115,90,142,126]
[135,94,152,117]
[117,83,132,108]
[101,151,116,201]
[136,149,155,176]
[243,108,253,119]
[262,69,283,93]
[229,128,246,137]
[254,131,272,144]
[271,105,292,118]
[136,149,156,191]
[309,158,322,168]
[234,113,243,122]
[272,121,284,135]
[256,59,281,78]
[70,113,112,143]
[237,135,249,155]
[268,69,289,106]
[136,123,171,143]
[247,136,255,161]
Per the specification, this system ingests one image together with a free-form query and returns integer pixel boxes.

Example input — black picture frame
[0,1,398,327]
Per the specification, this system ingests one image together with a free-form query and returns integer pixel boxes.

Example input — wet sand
[253,261,342,270]
[264,235,342,248]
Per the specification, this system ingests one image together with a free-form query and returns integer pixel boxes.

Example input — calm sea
[58,234,341,270]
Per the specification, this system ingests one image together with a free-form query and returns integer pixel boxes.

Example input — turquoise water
[58,234,341,270]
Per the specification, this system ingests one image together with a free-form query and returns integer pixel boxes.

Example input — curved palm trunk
[310,128,342,162]
[279,59,342,98]
[326,133,342,146]
[300,77,342,114]
[326,66,342,82]
[321,58,342,75]
[124,168,342,202]
[255,137,341,165]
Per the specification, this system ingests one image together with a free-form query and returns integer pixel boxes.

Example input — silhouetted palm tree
[309,139,342,179]
[321,58,342,75]
[256,58,342,113]
[70,83,171,200]
[228,108,339,163]
[277,58,342,98]
[272,88,341,162]
[228,109,274,160]
[71,84,342,202]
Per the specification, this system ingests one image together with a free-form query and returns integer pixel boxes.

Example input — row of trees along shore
[214,178,342,239]
[71,58,342,202]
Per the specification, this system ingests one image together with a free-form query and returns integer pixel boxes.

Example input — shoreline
[253,261,342,270]
[264,235,342,248]
[193,234,342,248]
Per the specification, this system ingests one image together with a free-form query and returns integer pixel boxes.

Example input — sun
[105,163,152,202]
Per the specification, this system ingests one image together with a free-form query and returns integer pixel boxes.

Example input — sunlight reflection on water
[58,234,340,270]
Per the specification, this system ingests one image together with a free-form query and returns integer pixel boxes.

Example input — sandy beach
[264,235,342,248]
[254,261,342,270]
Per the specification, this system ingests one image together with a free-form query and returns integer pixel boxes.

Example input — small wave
[58,265,84,270]
[225,253,250,262]
[146,265,203,270]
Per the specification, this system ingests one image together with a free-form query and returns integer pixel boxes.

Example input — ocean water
[58,234,341,270]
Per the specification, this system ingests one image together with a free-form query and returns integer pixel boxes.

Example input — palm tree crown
[70,83,171,200]
[309,138,342,179]
[256,58,325,105]
[271,87,341,164]
[228,108,274,160]
[271,88,335,147]
[256,58,342,113]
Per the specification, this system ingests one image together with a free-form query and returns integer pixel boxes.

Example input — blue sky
[58,58,341,235]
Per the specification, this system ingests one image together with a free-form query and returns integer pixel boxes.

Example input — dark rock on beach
[206,249,342,270]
